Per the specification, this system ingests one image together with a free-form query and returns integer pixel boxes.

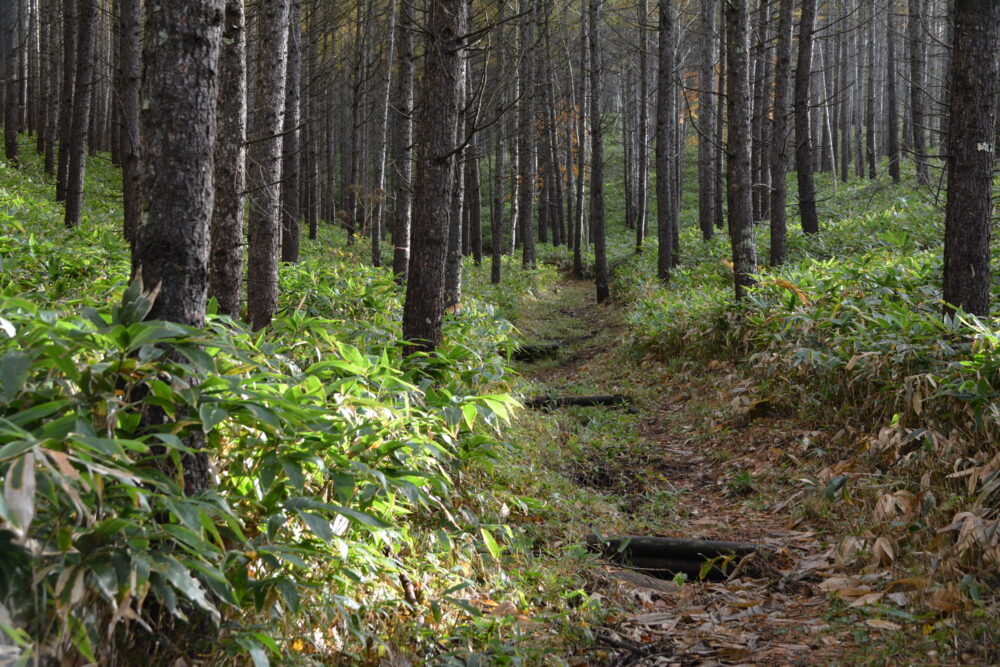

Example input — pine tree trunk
[280,0,302,264]
[887,5,901,183]
[589,0,609,302]
[55,0,75,200]
[793,0,819,234]
[402,0,466,353]
[655,0,674,283]
[908,0,928,184]
[246,0,290,330]
[4,0,21,167]
[64,0,97,228]
[726,0,757,301]
[768,0,792,267]
[942,0,998,317]
[120,0,141,255]
[518,3,537,269]
[391,0,415,282]
[209,0,246,319]
[137,0,224,496]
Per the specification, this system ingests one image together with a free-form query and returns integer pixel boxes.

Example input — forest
[0,0,998,664]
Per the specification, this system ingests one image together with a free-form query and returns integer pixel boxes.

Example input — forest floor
[508,277,965,666]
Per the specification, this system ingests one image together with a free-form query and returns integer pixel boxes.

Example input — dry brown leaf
[872,536,896,566]
[849,592,885,608]
[865,619,901,631]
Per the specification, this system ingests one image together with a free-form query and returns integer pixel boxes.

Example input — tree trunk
[391,0,415,282]
[209,0,247,319]
[518,3,537,269]
[908,0,928,184]
[726,0,757,301]
[371,0,397,267]
[655,0,674,283]
[3,0,20,167]
[886,5,901,183]
[64,0,97,229]
[589,0,609,303]
[865,0,877,179]
[55,0,76,201]
[768,0,792,267]
[444,57,467,309]
[942,0,998,317]
[280,0,302,264]
[793,0,819,234]
[120,0,141,255]
[697,0,716,241]
[137,0,223,496]
[246,0,290,330]
[402,0,466,353]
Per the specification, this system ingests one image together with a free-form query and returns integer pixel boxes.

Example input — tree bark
[209,0,247,319]
[280,0,302,264]
[768,0,792,267]
[908,0,928,185]
[246,0,290,330]
[64,0,97,229]
[3,0,20,167]
[402,0,466,353]
[942,0,998,317]
[697,0,716,241]
[137,0,224,496]
[655,0,674,283]
[391,0,415,282]
[589,0,609,303]
[55,0,76,201]
[887,5,901,184]
[793,0,819,234]
[518,3,537,269]
[726,0,757,301]
[120,0,141,255]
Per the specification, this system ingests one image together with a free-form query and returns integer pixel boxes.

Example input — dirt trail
[514,279,860,666]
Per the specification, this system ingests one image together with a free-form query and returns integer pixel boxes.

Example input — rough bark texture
[209,0,247,319]
[402,0,466,353]
[391,0,415,282]
[589,0,609,303]
[55,0,76,201]
[120,0,141,254]
[725,0,757,301]
[137,0,223,328]
[908,0,928,185]
[655,0,674,283]
[3,0,20,167]
[64,0,97,229]
[768,0,792,266]
[280,0,302,264]
[136,0,223,497]
[942,0,998,317]
[697,0,716,241]
[793,0,818,234]
[887,7,901,184]
[246,0,290,330]
[518,5,537,269]
[864,0,877,179]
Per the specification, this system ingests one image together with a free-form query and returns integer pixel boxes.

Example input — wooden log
[525,394,631,409]
[513,342,560,362]
[587,535,763,581]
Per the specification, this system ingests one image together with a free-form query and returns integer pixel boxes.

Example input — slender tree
[589,0,609,302]
[64,0,98,228]
[726,0,757,300]
[246,0,290,330]
[768,0,792,266]
[887,5,901,183]
[209,0,247,318]
[942,0,998,316]
[655,0,674,282]
[391,0,415,282]
[793,0,819,234]
[280,0,302,264]
[697,0,716,241]
[120,0,141,253]
[55,0,76,201]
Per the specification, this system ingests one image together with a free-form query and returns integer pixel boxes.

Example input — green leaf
[198,403,229,433]
[0,351,31,401]
[480,527,501,561]
[296,510,333,544]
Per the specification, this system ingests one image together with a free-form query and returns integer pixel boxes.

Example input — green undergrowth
[0,142,598,665]
[611,164,1000,611]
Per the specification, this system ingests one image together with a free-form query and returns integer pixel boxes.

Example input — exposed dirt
[512,279,932,666]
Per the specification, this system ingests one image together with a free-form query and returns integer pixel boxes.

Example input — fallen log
[587,535,762,581]
[513,342,560,362]
[525,394,631,409]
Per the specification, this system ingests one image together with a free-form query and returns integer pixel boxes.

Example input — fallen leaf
[865,619,901,631]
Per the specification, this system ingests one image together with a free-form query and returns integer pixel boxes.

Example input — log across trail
[510,279,885,664]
